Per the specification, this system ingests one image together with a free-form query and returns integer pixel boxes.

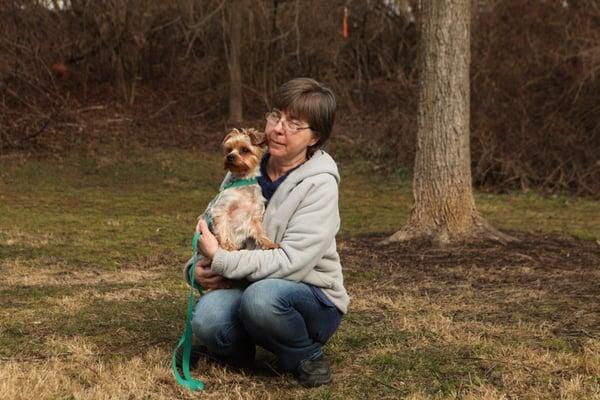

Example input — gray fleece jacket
[184,150,350,314]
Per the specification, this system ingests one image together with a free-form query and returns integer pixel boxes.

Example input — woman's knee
[191,311,219,344]
[239,279,294,329]
[191,289,242,343]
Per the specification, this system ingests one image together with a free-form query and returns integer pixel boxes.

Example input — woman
[184,77,349,387]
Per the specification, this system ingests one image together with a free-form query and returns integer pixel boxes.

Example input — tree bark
[227,0,243,127]
[384,0,512,245]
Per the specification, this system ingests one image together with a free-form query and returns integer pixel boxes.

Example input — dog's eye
[240,147,250,154]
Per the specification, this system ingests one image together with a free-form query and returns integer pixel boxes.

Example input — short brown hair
[273,78,336,156]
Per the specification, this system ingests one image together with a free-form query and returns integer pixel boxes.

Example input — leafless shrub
[471,0,600,195]
[0,0,598,196]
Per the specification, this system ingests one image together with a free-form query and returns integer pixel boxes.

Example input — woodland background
[1,0,599,196]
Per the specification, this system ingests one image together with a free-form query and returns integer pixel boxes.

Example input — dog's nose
[226,154,236,162]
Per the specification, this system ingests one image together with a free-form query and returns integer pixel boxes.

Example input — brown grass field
[1,149,599,399]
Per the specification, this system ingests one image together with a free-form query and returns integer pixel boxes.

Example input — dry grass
[1,149,599,399]
[1,272,598,400]
[0,229,62,248]
[0,257,164,287]
[336,234,600,399]
[1,337,193,400]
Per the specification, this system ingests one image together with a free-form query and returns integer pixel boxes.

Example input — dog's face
[222,128,266,178]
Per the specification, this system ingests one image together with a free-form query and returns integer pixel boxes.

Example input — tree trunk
[227,0,243,127]
[384,0,511,245]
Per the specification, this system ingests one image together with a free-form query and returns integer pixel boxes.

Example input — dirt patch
[340,232,600,340]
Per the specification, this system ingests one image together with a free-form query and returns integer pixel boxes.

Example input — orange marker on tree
[343,6,348,39]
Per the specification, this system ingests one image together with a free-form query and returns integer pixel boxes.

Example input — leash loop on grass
[171,230,205,391]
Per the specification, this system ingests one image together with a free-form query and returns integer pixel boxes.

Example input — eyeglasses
[265,109,312,135]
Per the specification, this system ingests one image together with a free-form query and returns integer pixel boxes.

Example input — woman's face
[264,110,318,163]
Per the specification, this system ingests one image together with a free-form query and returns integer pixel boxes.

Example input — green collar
[222,177,258,190]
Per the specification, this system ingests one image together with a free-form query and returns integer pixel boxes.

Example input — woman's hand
[192,219,229,289]
[195,219,219,259]
[194,257,232,290]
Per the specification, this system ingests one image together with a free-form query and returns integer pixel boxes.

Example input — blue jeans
[191,279,342,372]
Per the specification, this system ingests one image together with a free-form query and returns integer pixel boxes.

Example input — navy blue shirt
[258,154,342,314]
[257,153,300,203]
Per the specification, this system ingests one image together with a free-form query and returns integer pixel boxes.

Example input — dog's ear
[246,128,267,146]
[222,128,240,145]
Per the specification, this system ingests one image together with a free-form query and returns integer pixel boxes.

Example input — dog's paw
[259,241,279,250]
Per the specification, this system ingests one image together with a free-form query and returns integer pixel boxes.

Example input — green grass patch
[477,191,600,241]
[337,158,599,240]
[361,347,479,396]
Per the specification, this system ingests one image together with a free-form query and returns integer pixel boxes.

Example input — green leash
[222,176,257,189]
[171,177,258,391]
[171,231,205,391]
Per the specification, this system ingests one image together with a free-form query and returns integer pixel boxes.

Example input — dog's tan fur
[197,128,278,251]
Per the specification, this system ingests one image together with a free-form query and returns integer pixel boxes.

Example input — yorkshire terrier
[196,128,278,251]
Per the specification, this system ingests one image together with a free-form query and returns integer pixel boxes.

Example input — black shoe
[293,356,332,387]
